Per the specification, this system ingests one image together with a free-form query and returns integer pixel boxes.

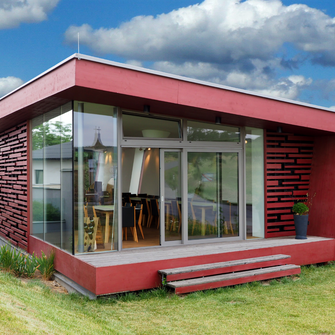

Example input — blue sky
[1,0,335,108]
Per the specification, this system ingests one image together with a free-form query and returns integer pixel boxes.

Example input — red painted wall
[29,236,97,294]
[308,135,335,237]
[0,123,28,249]
[0,61,76,120]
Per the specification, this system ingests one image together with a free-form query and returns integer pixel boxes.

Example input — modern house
[0,54,334,297]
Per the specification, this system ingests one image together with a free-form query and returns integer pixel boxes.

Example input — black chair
[138,193,147,197]
[135,204,144,239]
[125,202,132,207]
[141,198,152,227]
[122,206,138,242]
[150,198,160,229]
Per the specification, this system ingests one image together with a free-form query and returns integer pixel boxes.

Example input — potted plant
[292,202,309,239]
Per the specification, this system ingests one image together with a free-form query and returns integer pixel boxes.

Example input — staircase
[158,254,300,295]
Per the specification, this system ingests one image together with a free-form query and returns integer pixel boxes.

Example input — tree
[32,121,72,150]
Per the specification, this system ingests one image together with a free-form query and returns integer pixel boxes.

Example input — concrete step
[159,254,291,282]
[167,264,301,294]
[54,272,97,300]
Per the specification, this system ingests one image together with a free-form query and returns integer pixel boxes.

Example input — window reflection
[74,102,118,254]
[246,127,264,239]
[123,114,181,138]
[188,152,239,239]
[187,121,240,142]
[31,103,73,253]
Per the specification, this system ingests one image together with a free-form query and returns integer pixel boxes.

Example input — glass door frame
[118,111,247,250]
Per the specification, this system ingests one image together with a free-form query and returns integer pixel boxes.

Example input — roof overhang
[1,53,335,135]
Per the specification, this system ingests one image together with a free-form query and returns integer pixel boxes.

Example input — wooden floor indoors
[122,226,160,248]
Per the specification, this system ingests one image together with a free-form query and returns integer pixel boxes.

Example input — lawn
[1,263,335,334]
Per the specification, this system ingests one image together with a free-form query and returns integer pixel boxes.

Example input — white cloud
[153,59,312,100]
[64,0,335,65]
[0,0,59,29]
[126,60,143,67]
[64,0,335,104]
[0,76,24,97]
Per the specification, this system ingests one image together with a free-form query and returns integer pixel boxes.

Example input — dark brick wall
[265,130,313,237]
[0,123,28,250]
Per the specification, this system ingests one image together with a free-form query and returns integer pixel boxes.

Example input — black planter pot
[294,214,309,239]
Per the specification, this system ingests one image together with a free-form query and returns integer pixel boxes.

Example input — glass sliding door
[187,151,240,240]
[160,150,182,243]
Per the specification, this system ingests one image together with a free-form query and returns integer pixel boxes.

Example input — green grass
[1,263,335,334]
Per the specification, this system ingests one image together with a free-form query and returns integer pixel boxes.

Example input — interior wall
[308,135,335,237]
[122,148,160,196]
[121,148,135,192]
[140,149,160,196]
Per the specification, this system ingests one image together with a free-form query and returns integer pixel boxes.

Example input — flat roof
[1,53,334,115]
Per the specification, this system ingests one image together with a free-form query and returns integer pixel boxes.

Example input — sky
[1,0,335,109]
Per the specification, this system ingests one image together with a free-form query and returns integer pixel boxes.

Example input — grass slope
[1,263,335,334]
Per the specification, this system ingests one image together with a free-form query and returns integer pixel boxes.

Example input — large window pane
[188,152,239,240]
[32,115,45,240]
[60,105,73,253]
[31,102,73,252]
[43,108,62,247]
[246,127,264,239]
[74,102,118,253]
[187,121,240,142]
[123,114,181,138]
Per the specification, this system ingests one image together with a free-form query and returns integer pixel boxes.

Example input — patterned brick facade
[265,130,313,237]
[0,123,28,250]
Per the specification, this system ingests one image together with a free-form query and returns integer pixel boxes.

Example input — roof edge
[1,53,334,115]
[0,54,78,102]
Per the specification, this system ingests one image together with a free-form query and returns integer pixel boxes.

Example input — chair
[141,198,152,227]
[149,198,160,229]
[122,193,131,204]
[135,204,145,239]
[122,206,138,242]
[219,201,234,235]
[84,203,97,218]
[83,203,100,251]
[138,193,147,197]
[171,200,181,232]
[125,202,132,207]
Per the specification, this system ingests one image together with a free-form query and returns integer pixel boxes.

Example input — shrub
[292,202,309,215]
[36,251,55,280]
[0,245,15,271]
[0,245,39,277]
